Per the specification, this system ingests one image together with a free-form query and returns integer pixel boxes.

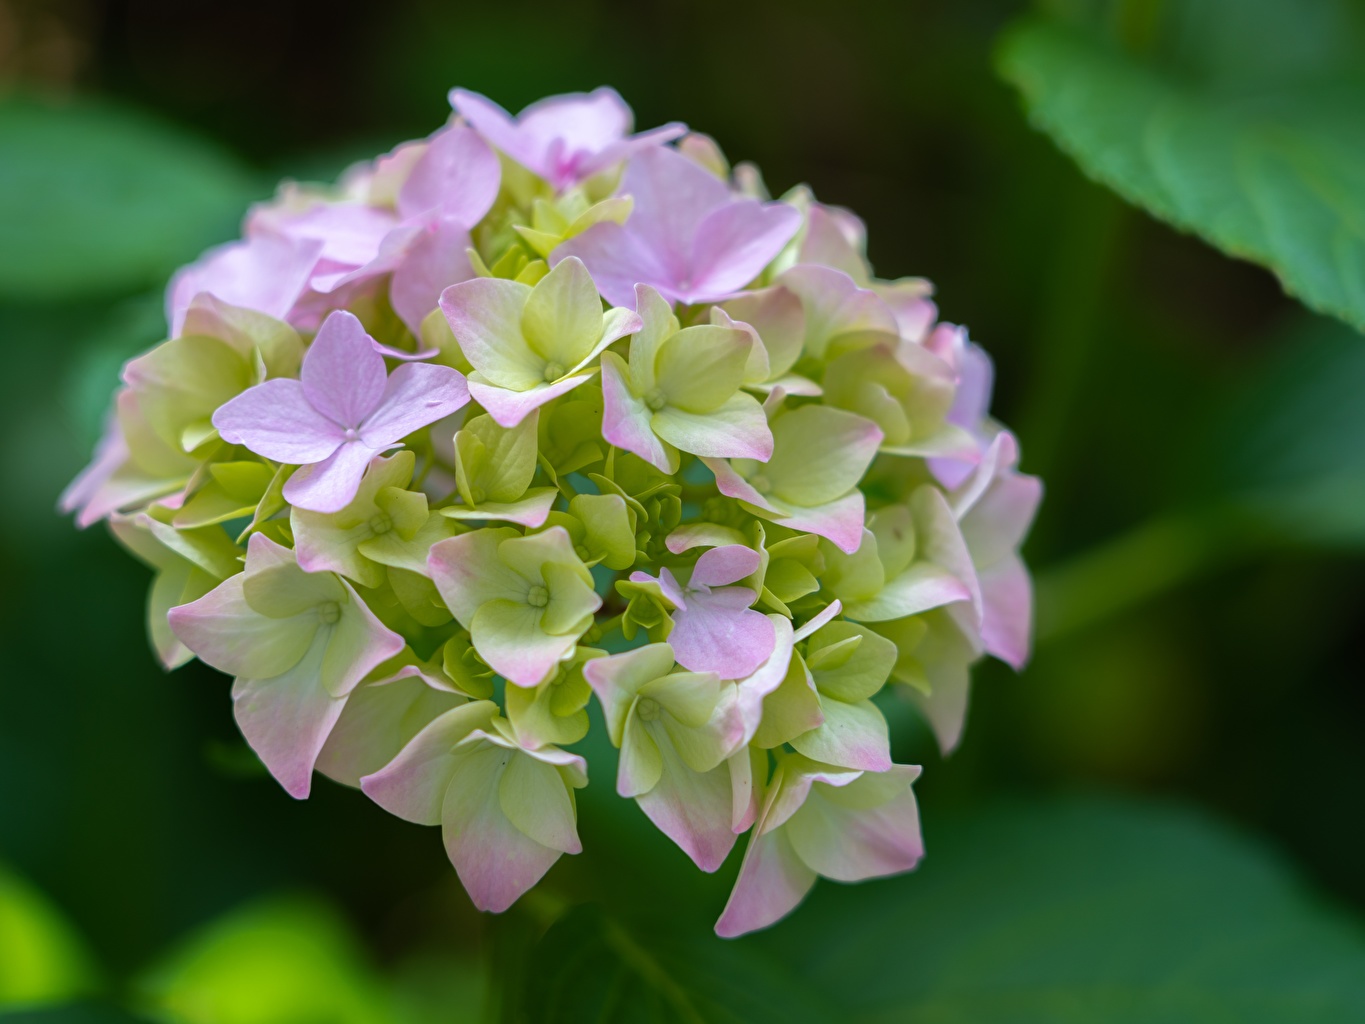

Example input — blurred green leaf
[1204,314,1365,546]
[996,14,1365,331]
[0,864,100,1010]
[521,906,834,1024]
[0,1006,151,1023]
[0,98,258,302]
[758,796,1365,1022]
[135,897,397,1024]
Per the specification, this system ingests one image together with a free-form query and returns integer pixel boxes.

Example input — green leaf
[0,1006,152,1023]
[0,864,100,1010]
[0,98,257,302]
[996,16,1365,331]
[758,796,1365,1022]
[134,896,396,1024]
[521,906,835,1024]
[1202,313,1365,546]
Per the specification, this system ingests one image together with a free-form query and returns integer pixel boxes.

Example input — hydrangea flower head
[66,86,1039,936]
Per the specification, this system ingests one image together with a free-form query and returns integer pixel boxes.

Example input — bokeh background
[3,0,1364,1020]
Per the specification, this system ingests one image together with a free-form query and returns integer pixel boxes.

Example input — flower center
[748,474,772,494]
[543,362,566,382]
[637,697,661,721]
[644,387,668,412]
[317,601,341,625]
[526,584,550,608]
[574,543,591,561]
[343,427,359,441]
[368,512,393,535]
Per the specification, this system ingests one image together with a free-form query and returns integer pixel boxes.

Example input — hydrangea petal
[212,378,343,464]
[359,361,470,447]
[230,632,342,799]
[441,744,564,912]
[283,440,386,514]
[300,311,388,428]
[688,199,801,302]
[360,701,498,824]
[784,765,923,882]
[636,725,739,872]
[669,587,776,680]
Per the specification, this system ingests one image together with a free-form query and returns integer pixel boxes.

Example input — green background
[2,0,1364,1019]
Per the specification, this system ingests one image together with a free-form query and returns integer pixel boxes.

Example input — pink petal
[230,634,343,799]
[389,217,478,335]
[166,229,322,336]
[600,353,675,472]
[213,378,344,464]
[979,553,1033,670]
[449,89,539,171]
[252,201,396,272]
[735,616,796,740]
[516,88,633,166]
[687,200,802,303]
[442,745,564,912]
[60,415,126,519]
[551,221,677,309]
[714,821,815,938]
[691,544,762,588]
[670,588,776,680]
[301,311,388,428]
[167,574,315,681]
[617,146,731,279]
[283,440,386,514]
[636,736,739,872]
[468,374,592,428]
[360,362,470,447]
[771,492,869,555]
[577,122,688,182]
[361,702,496,824]
[397,123,500,226]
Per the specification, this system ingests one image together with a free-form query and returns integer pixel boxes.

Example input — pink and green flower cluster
[63,87,1040,936]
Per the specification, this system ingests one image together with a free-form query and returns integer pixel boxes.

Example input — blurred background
[2,0,1364,1020]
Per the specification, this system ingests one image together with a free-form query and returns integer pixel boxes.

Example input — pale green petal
[619,711,664,797]
[806,621,897,702]
[628,285,679,394]
[821,531,885,605]
[521,257,603,371]
[868,504,917,578]
[124,335,248,451]
[359,513,459,576]
[387,566,455,627]
[498,527,588,586]
[765,405,882,507]
[454,279,545,390]
[754,654,823,749]
[428,527,525,624]
[651,392,770,459]
[654,326,750,414]
[242,559,345,618]
[788,697,891,771]
[181,293,304,379]
[471,599,577,686]
[442,489,558,527]
[541,560,602,636]
[499,749,580,852]
[461,411,539,503]
[844,563,970,623]
[568,492,636,570]
[640,671,721,728]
